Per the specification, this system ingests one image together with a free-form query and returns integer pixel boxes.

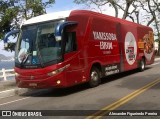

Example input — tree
[0,0,55,39]
[74,0,160,55]
[152,0,160,55]
[0,0,55,51]
[74,0,135,19]
[74,0,118,17]
[0,0,19,39]
[16,0,55,20]
[74,0,159,25]
[140,0,160,55]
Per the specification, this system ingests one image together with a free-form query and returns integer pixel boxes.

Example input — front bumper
[16,71,67,89]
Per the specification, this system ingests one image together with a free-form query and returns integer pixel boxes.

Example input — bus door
[63,27,82,86]
[116,23,124,72]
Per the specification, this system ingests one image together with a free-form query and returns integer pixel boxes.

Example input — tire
[88,67,101,88]
[139,58,145,71]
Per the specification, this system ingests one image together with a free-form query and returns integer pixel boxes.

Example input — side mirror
[54,21,77,41]
[3,30,19,50]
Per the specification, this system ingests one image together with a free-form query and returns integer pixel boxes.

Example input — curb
[0,88,49,99]
[0,88,28,99]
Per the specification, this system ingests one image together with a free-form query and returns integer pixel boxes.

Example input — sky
[47,0,85,13]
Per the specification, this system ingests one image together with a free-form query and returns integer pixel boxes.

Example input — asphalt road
[0,59,160,119]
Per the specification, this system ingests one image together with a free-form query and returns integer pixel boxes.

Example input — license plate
[29,83,37,86]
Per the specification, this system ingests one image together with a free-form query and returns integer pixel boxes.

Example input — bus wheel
[89,67,100,87]
[139,58,145,71]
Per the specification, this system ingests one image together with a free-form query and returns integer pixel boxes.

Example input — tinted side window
[65,32,77,53]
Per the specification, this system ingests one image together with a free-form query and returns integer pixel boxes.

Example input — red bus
[4,10,155,88]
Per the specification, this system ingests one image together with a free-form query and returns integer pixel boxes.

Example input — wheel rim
[91,71,98,82]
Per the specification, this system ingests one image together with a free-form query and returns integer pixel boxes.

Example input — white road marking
[0,89,15,93]
[0,97,30,106]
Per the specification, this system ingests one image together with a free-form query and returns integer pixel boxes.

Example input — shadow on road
[20,68,152,97]
[116,66,160,90]
[101,67,151,84]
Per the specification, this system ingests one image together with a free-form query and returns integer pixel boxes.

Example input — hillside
[0,54,14,61]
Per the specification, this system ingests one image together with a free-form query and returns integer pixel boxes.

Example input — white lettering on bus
[93,31,117,41]
[100,41,113,50]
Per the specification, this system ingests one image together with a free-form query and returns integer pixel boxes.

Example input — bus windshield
[15,20,64,68]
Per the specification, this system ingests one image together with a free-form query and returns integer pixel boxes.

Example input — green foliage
[0,0,55,39]
[155,39,159,42]
[21,0,55,19]
[26,0,45,15]
[4,42,16,52]
[0,1,19,39]
[0,0,55,51]
[155,33,160,42]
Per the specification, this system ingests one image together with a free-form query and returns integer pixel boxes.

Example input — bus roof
[70,10,151,30]
[23,10,71,25]
[23,10,151,30]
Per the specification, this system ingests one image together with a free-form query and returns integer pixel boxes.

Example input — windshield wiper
[20,52,32,66]
[35,39,44,68]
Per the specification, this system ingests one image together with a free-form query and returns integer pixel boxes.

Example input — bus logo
[125,32,137,65]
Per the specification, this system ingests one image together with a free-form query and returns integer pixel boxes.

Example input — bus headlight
[47,64,70,76]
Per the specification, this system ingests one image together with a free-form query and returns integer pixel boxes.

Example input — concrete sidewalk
[0,79,48,99]
[0,79,27,99]
[0,80,16,92]
[0,77,34,99]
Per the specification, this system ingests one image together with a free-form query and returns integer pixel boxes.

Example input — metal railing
[0,68,15,81]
